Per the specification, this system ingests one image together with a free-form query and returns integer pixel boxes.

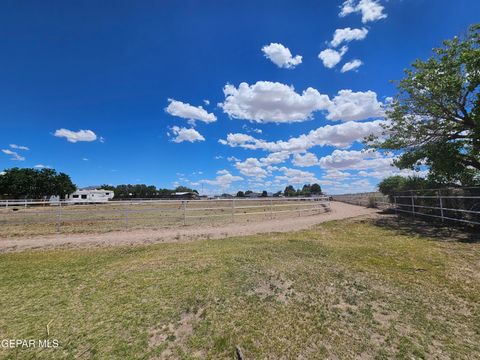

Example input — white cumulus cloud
[200,170,243,189]
[219,81,331,123]
[339,0,387,23]
[233,151,291,179]
[220,83,385,123]
[235,158,269,179]
[318,149,391,170]
[54,129,97,143]
[331,27,369,47]
[318,46,348,68]
[262,43,302,69]
[276,167,321,186]
[326,90,384,121]
[324,169,352,179]
[165,99,217,124]
[341,59,364,73]
[292,152,319,167]
[170,126,205,143]
[220,119,387,152]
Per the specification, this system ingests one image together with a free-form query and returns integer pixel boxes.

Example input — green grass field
[0,217,478,359]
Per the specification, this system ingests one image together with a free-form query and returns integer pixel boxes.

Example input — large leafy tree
[0,168,76,199]
[370,24,480,185]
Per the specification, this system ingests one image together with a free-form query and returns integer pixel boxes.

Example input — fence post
[124,207,128,229]
[56,201,62,233]
[270,198,274,219]
[183,201,187,226]
[411,191,415,218]
[5,200,8,209]
[231,199,235,223]
[394,195,397,215]
[439,195,444,223]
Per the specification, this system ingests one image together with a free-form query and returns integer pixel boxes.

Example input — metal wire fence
[0,197,331,236]
[333,188,480,227]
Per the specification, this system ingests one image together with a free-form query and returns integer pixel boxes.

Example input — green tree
[157,188,174,198]
[369,24,480,185]
[401,176,430,191]
[379,175,434,201]
[301,184,311,196]
[283,185,296,197]
[174,186,198,194]
[378,176,406,196]
[0,168,76,199]
[236,191,245,197]
[310,183,322,194]
[261,190,268,197]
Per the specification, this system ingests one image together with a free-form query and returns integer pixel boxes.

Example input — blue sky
[1,0,479,194]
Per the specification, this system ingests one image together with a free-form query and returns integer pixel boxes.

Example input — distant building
[171,192,198,200]
[66,189,114,203]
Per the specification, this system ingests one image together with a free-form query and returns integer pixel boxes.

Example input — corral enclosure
[333,187,480,226]
[0,197,330,237]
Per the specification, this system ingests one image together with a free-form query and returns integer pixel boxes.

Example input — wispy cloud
[1,149,25,161]
[9,144,29,151]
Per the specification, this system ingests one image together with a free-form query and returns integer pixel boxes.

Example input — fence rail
[0,196,331,236]
[333,189,480,227]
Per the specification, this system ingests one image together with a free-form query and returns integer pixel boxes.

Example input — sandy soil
[0,202,380,252]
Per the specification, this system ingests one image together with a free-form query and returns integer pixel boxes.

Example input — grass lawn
[0,217,478,359]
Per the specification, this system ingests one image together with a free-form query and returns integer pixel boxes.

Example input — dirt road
[0,202,379,252]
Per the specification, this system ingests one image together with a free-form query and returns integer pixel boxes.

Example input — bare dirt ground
[0,202,380,252]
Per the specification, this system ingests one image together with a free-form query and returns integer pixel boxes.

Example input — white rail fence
[333,189,480,227]
[0,197,331,233]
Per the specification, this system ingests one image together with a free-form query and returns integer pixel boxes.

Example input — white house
[66,189,114,203]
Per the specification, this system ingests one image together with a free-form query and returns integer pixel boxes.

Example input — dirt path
[0,202,379,253]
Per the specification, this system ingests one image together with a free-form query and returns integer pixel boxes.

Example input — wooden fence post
[231,199,235,223]
[394,195,397,215]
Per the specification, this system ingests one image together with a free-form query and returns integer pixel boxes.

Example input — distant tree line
[0,167,200,200]
[100,184,198,199]
[236,183,322,198]
[283,184,322,197]
[0,168,76,199]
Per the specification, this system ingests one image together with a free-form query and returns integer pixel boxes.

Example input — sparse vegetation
[0,218,478,359]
